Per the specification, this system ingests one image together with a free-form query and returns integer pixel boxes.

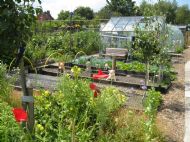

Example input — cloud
[39,0,190,19]
[40,0,107,19]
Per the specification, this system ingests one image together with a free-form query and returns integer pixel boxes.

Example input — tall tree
[0,0,41,132]
[139,0,154,16]
[0,0,41,63]
[106,0,137,16]
[95,5,112,19]
[74,6,94,20]
[175,5,190,25]
[57,10,70,20]
[95,5,123,19]
[154,0,177,24]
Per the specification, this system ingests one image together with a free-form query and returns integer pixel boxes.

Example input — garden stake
[20,57,34,133]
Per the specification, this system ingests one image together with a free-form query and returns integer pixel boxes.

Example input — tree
[154,0,177,24]
[95,5,112,19]
[106,0,138,16]
[139,0,154,16]
[133,17,164,85]
[139,0,190,25]
[74,6,94,20]
[175,5,190,25]
[0,0,41,132]
[95,5,123,20]
[57,10,70,20]
[0,0,41,63]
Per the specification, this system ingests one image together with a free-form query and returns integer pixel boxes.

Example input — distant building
[37,11,54,21]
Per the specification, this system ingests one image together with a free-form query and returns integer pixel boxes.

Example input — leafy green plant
[25,31,102,64]
[34,75,126,141]
[143,89,162,142]
[97,108,165,142]
[71,66,81,79]
[175,46,183,53]
[0,61,14,104]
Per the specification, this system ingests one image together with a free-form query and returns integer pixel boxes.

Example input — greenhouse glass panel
[112,17,129,32]
[101,17,120,32]
[165,24,184,52]
[100,16,170,54]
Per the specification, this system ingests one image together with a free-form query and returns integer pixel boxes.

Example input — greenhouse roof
[101,16,143,32]
[101,16,165,32]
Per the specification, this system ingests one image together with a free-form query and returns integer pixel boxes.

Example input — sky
[37,0,190,19]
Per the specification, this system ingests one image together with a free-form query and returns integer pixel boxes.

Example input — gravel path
[156,47,190,142]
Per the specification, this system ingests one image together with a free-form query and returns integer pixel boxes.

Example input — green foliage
[106,0,138,16]
[97,109,165,142]
[34,75,126,141]
[71,66,81,79]
[57,10,70,20]
[139,1,155,16]
[0,61,13,104]
[0,0,41,64]
[25,35,48,64]
[96,5,112,19]
[108,111,145,142]
[144,89,162,142]
[116,61,146,72]
[154,0,177,24]
[0,99,28,141]
[134,18,161,62]
[176,5,190,24]
[139,0,190,25]
[73,57,174,80]
[175,46,184,53]
[74,6,94,20]
[25,31,102,64]
[94,87,126,125]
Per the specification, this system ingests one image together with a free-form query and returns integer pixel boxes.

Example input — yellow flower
[45,90,49,95]
[36,124,44,131]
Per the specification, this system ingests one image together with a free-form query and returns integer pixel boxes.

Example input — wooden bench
[102,48,128,70]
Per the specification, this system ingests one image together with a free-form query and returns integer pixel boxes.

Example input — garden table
[103,53,127,70]
[102,48,128,70]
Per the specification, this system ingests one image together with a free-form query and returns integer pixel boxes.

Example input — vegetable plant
[34,72,126,141]
[143,89,162,142]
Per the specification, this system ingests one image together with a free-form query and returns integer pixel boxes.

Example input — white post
[184,61,190,142]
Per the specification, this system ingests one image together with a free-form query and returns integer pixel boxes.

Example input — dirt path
[157,47,190,142]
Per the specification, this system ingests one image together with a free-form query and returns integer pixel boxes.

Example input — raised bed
[29,63,172,93]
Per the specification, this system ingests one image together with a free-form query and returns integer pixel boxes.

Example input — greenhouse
[166,24,184,52]
[100,16,142,52]
[100,16,184,53]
